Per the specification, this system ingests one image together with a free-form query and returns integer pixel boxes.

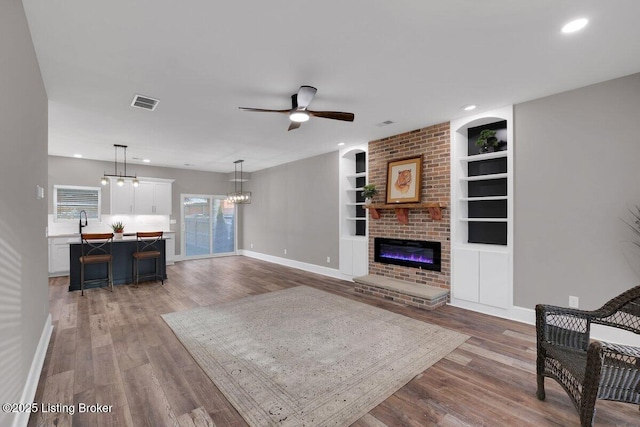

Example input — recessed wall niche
[467,120,508,245]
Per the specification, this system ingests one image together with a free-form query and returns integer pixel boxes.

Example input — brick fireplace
[367,122,450,291]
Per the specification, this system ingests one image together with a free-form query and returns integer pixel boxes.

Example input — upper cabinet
[110,177,173,215]
[111,180,134,214]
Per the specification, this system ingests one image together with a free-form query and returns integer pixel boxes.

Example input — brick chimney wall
[367,122,450,289]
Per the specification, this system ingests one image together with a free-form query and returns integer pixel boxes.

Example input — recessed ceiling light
[143,159,150,163]
[461,105,477,111]
[337,142,345,146]
[562,18,588,34]
[73,153,82,158]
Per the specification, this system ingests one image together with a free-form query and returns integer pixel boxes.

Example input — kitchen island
[68,236,167,292]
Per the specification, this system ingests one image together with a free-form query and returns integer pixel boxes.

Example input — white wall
[240,151,340,269]
[0,1,50,426]
[514,72,640,310]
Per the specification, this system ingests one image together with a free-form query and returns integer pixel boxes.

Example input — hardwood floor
[29,256,638,426]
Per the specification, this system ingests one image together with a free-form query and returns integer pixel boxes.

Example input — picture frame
[386,156,422,204]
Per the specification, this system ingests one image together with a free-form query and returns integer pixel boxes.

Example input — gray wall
[0,1,49,425]
[241,151,339,269]
[48,156,230,255]
[514,72,640,310]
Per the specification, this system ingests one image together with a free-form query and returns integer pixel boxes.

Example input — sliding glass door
[182,194,236,258]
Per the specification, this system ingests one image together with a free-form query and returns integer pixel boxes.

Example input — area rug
[162,285,468,427]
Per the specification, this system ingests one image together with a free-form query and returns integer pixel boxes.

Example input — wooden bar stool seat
[132,231,164,286]
[79,233,114,296]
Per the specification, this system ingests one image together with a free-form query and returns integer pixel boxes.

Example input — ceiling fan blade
[308,110,355,122]
[239,107,290,114]
[288,121,301,131]
[296,86,317,109]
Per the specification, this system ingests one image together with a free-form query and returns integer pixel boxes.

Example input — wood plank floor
[29,256,639,426]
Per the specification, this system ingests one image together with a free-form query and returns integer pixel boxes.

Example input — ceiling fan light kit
[289,111,310,122]
[239,85,355,131]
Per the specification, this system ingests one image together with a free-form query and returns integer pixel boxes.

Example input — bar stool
[79,233,114,296]
[132,231,164,287]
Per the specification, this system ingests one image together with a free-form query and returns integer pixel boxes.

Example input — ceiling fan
[239,86,355,131]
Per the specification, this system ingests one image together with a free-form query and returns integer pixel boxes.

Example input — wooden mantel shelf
[365,202,447,224]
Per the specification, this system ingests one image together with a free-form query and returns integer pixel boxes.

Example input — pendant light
[226,160,251,204]
[100,144,139,187]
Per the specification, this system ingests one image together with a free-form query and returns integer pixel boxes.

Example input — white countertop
[49,231,174,238]
[49,231,174,244]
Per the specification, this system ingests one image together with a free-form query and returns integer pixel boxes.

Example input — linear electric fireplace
[374,238,441,272]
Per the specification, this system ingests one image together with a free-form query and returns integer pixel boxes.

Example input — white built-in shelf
[459,196,508,202]
[346,172,367,179]
[346,217,367,221]
[346,187,364,192]
[459,151,507,162]
[346,202,366,206]
[459,218,508,222]
[460,173,508,182]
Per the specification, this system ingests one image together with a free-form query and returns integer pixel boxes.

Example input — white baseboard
[239,250,352,282]
[450,300,640,347]
[12,313,53,427]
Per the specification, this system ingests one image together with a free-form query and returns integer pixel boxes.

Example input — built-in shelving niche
[355,152,366,236]
[467,120,508,245]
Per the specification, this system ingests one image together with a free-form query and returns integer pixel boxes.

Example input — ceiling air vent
[131,94,159,111]
[376,120,394,127]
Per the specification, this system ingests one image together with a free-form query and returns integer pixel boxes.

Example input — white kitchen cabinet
[110,178,173,215]
[152,182,172,214]
[110,180,134,214]
[164,233,175,265]
[48,237,71,276]
[133,182,155,214]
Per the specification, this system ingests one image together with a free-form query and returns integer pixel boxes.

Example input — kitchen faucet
[79,210,88,235]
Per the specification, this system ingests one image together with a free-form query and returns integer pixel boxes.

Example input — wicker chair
[536,285,640,426]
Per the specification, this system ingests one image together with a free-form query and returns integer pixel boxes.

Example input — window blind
[54,186,101,220]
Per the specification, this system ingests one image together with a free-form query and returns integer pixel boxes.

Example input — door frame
[180,193,237,260]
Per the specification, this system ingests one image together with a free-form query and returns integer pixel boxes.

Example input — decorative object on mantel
[475,129,504,153]
[365,202,446,223]
[110,221,125,239]
[226,159,251,204]
[361,184,378,206]
[386,156,422,204]
[100,144,139,187]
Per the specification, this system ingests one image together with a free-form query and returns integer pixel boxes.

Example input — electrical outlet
[284,249,287,255]
[569,296,579,308]
[326,256,331,263]
[250,243,254,249]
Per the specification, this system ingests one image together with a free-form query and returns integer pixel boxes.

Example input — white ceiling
[22,0,640,173]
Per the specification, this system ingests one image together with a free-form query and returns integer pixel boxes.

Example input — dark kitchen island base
[68,239,167,292]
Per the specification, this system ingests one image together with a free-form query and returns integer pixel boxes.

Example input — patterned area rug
[162,286,468,427]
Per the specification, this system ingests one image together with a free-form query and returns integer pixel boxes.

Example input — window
[54,185,101,221]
